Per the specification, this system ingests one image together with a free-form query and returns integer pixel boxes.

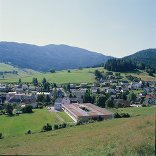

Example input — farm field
[0,107,155,155]
[0,109,72,138]
[0,67,155,84]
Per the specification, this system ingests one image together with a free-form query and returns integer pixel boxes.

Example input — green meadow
[0,63,40,79]
[0,109,73,138]
[0,107,155,155]
[0,67,155,84]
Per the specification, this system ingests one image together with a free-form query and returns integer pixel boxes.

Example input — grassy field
[0,109,73,138]
[0,63,40,79]
[0,67,155,84]
[0,107,155,155]
[57,111,74,122]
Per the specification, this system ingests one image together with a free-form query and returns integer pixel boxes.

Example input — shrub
[120,113,130,118]
[88,120,95,123]
[22,105,33,113]
[62,123,67,128]
[114,112,130,118]
[113,112,121,118]
[76,119,83,125]
[25,130,31,134]
[97,116,103,121]
[42,123,52,131]
[54,124,59,130]
[0,132,2,139]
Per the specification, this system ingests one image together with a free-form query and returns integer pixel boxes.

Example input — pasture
[0,67,155,84]
[0,109,72,138]
[0,107,155,155]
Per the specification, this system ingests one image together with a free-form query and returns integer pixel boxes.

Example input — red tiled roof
[85,104,111,115]
[146,95,156,99]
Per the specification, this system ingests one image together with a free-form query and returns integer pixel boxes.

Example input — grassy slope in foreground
[0,107,155,155]
[0,67,155,84]
[0,109,73,138]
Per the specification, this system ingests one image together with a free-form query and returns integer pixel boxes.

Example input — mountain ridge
[0,41,112,72]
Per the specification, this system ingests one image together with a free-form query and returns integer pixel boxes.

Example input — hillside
[0,63,40,79]
[0,42,112,72]
[0,107,155,155]
[0,67,155,84]
[124,49,156,68]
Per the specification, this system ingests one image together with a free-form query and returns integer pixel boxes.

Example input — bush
[21,105,33,113]
[88,120,95,123]
[120,113,130,118]
[97,116,103,121]
[0,132,2,139]
[76,119,83,125]
[114,112,130,118]
[54,124,59,130]
[62,123,67,128]
[113,112,121,118]
[25,130,31,134]
[42,123,52,131]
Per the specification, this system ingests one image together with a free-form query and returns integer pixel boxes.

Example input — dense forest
[104,58,156,76]
[103,49,156,75]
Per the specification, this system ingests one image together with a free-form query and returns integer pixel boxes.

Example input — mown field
[0,67,155,84]
[0,109,73,138]
[0,107,155,155]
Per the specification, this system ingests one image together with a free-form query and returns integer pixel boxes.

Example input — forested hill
[104,49,156,74]
[0,42,112,72]
[124,49,156,68]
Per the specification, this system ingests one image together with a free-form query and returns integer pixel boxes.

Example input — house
[145,94,156,104]
[130,104,142,107]
[91,87,99,94]
[102,87,109,92]
[22,85,28,90]
[14,85,19,89]
[120,81,129,86]
[54,103,62,111]
[62,103,113,122]
[29,86,36,91]
[70,88,87,98]
[115,86,121,91]
[36,92,52,99]
[80,83,87,87]
[70,97,83,104]
[93,82,100,87]
[0,86,7,92]
[107,75,115,79]
[21,99,37,108]
[102,82,110,86]
[114,99,130,107]
[121,88,129,93]
[107,89,115,94]
[16,88,24,94]
[110,80,117,83]
[70,84,75,88]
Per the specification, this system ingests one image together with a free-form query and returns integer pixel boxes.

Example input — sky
[0,0,155,58]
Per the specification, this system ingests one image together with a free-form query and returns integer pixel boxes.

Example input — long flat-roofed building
[62,103,113,122]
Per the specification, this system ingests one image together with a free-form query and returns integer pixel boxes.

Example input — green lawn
[57,111,74,122]
[108,107,156,117]
[0,107,155,155]
[0,109,61,137]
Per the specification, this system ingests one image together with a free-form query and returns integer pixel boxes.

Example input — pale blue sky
[0,0,155,57]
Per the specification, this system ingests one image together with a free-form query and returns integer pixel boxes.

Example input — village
[0,72,155,122]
